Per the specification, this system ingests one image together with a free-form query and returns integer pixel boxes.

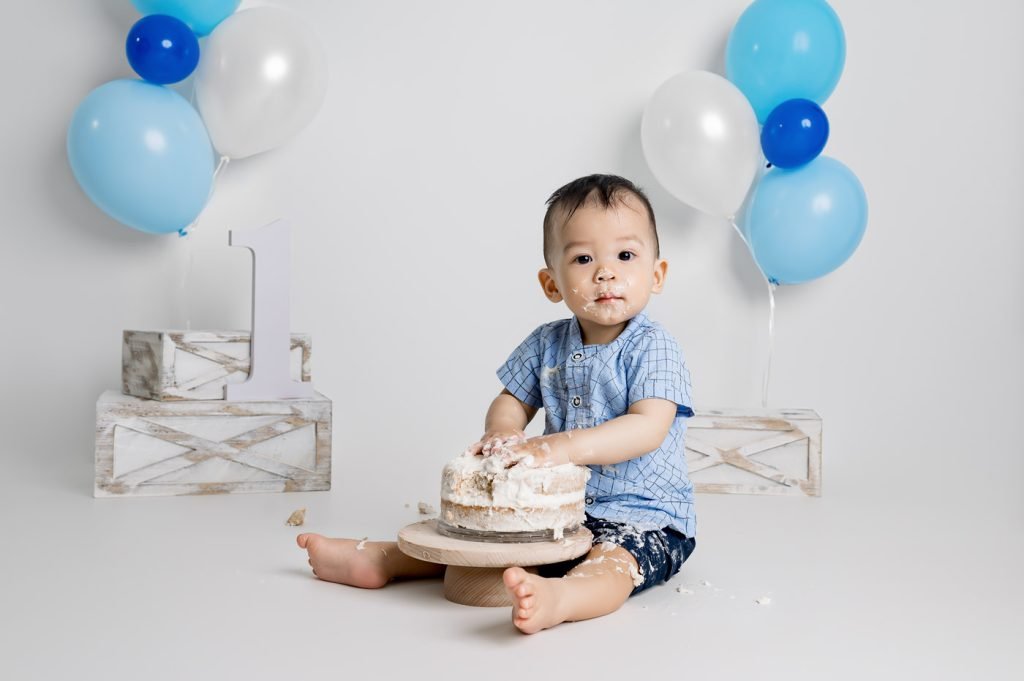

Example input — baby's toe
[297,532,324,550]
[503,567,528,590]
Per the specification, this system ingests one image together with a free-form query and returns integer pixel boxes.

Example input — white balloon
[194,7,328,159]
[641,71,762,219]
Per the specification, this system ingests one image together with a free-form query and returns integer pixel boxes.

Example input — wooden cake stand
[397,519,593,607]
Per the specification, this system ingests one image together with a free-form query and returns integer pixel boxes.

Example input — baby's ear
[651,259,668,294]
[538,269,563,303]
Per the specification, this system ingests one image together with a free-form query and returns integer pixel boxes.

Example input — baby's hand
[463,430,526,458]
[504,435,572,469]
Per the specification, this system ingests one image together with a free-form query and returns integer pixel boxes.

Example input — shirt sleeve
[496,325,546,409]
[626,326,694,417]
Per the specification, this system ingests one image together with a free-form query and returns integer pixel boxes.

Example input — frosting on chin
[440,452,590,533]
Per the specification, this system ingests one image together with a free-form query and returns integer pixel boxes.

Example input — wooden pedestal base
[443,566,522,607]
[398,519,593,607]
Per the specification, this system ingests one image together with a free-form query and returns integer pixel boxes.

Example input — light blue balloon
[132,0,240,37]
[67,79,214,235]
[726,0,846,122]
[747,157,867,285]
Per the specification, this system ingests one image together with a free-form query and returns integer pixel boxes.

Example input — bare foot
[296,533,391,588]
[503,567,567,634]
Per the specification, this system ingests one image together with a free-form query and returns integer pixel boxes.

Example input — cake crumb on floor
[285,509,306,526]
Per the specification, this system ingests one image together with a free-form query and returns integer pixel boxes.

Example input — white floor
[3,446,1020,681]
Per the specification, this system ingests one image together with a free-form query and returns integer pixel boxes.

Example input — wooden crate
[95,390,331,497]
[685,408,821,496]
[122,330,311,401]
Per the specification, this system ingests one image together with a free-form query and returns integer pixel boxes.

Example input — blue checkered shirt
[497,312,696,537]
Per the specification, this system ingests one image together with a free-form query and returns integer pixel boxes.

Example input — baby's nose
[595,267,615,282]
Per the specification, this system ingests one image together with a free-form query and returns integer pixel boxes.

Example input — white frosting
[442,453,586,508]
[440,452,590,533]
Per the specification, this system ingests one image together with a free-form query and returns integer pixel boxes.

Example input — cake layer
[441,500,582,534]
[440,453,590,533]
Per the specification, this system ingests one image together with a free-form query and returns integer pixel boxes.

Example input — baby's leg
[296,534,445,588]
[502,543,637,634]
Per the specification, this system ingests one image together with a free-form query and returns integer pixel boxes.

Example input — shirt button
[571,352,583,361]
[585,497,594,505]
[571,396,581,407]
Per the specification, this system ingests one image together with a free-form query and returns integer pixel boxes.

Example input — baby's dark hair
[542,174,659,266]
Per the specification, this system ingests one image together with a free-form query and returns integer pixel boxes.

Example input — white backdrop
[1,0,1021,529]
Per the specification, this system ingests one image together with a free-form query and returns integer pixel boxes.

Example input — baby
[298,174,696,634]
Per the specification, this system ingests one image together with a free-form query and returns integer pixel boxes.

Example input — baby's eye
[573,255,592,265]
[618,251,635,261]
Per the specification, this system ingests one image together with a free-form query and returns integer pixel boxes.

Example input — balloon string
[177,156,229,238]
[178,231,195,331]
[213,155,230,181]
[729,219,777,408]
[762,280,777,408]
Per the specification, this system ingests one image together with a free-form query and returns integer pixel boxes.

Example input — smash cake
[440,450,590,539]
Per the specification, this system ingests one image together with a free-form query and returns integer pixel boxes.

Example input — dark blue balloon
[760,99,829,169]
[126,14,200,85]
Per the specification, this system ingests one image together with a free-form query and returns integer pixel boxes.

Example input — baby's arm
[465,389,539,456]
[514,398,676,467]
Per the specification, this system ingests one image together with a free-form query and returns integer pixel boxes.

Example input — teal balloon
[131,0,240,37]
[747,157,867,285]
[67,79,214,235]
[726,0,846,122]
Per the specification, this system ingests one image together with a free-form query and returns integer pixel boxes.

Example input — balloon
[131,0,240,37]
[641,70,762,218]
[733,160,770,243]
[194,7,328,159]
[726,0,846,122]
[746,157,867,285]
[67,80,214,235]
[760,98,829,169]
[126,14,200,84]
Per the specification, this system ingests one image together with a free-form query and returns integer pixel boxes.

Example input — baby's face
[539,196,666,344]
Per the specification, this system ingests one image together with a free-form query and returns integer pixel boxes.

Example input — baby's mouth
[594,292,624,303]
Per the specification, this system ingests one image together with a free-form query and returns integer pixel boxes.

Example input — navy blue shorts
[538,515,696,595]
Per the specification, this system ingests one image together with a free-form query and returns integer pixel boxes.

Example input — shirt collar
[569,311,649,354]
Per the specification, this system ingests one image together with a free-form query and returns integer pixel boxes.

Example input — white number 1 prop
[225,219,314,401]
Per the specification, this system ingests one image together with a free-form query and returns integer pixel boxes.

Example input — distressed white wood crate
[122,330,311,401]
[95,390,331,497]
[685,408,821,496]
